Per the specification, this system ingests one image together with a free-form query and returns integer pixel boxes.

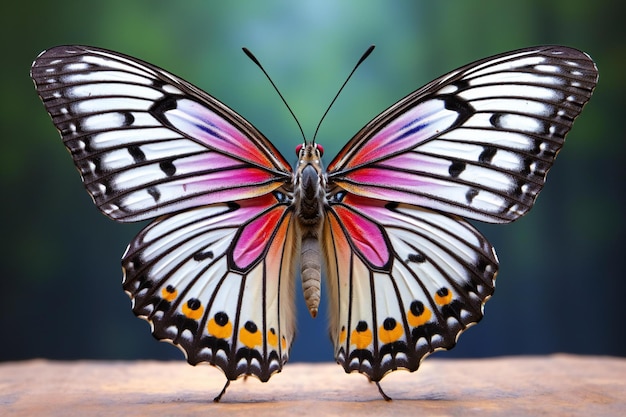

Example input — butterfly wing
[31,46,298,381]
[122,193,298,381]
[31,45,292,222]
[327,46,598,223]
[322,46,597,381]
[323,193,497,381]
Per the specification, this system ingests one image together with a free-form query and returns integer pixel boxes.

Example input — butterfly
[31,45,597,401]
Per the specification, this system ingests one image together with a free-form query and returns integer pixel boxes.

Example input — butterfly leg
[213,380,231,403]
[375,381,392,401]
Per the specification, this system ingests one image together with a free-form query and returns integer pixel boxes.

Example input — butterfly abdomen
[300,234,321,317]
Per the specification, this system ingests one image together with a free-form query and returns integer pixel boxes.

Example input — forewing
[327,46,598,223]
[122,193,298,381]
[31,45,292,222]
[323,193,497,381]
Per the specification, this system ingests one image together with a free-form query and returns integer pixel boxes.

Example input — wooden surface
[1,355,624,416]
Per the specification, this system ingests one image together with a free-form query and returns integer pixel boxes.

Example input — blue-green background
[2,1,624,365]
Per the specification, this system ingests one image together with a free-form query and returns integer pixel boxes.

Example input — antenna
[242,47,306,142]
[243,45,376,144]
[312,44,375,143]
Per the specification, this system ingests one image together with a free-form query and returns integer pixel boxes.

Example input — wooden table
[1,355,624,416]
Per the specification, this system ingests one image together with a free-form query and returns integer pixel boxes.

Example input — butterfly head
[294,142,326,190]
[295,142,324,159]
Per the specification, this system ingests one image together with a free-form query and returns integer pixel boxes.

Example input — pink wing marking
[331,202,389,269]
[164,98,289,170]
[332,176,466,214]
[164,152,282,200]
[170,151,246,172]
[155,152,281,192]
[232,196,290,270]
[338,166,433,189]
[178,171,282,203]
[327,98,458,172]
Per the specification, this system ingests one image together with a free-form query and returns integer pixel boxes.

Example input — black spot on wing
[436,287,450,298]
[479,146,497,164]
[490,113,505,128]
[193,250,214,261]
[442,95,473,124]
[186,298,201,310]
[465,188,479,204]
[355,321,368,332]
[159,160,176,176]
[147,186,161,202]
[128,145,146,163]
[442,95,472,115]
[385,202,399,210]
[408,253,426,263]
[227,201,241,211]
[214,312,229,326]
[122,111,135,126]
[244,320,258,333]
[449,160,466,178]
[383,317,397,331]
[150,95,178,116]
[410,300,425,316]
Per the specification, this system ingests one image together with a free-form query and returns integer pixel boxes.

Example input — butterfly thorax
[293,143,326,318]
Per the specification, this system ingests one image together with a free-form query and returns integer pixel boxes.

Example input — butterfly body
[293,143,326,318]
[31,45,597,397]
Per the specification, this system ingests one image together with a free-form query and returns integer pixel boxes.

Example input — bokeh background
[2,1,624,368]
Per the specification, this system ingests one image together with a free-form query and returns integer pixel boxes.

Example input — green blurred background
[2,0,624,367]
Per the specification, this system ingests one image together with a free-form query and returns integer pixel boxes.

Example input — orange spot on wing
[239,321,262,348]
[161,285,177,302]
[182,298,203,320]
[407,300,431,327]
[350,321,373,350]
[267,328,278,347]
[207,312,232,339]
[434,287,453,305]
[379,318,403,344]
[339,326,347,344]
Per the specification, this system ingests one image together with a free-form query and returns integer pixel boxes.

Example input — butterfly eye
[316,144,324,156]
[295,144,304,155]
